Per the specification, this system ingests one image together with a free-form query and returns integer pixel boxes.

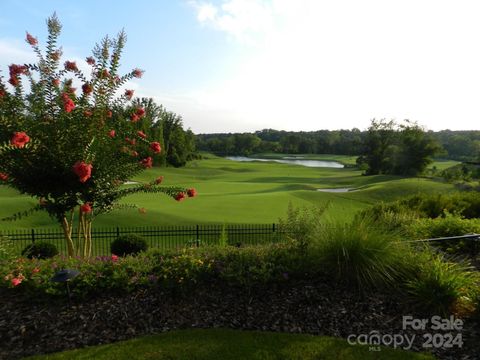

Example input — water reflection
[226,156,344,168]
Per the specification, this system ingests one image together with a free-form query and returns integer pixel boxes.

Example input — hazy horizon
[193,126,480,135]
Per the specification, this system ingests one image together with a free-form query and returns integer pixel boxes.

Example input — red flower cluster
[108,130,116,138]
[52,78,60,87]
[11,278,22,287]
[82,83,93,95]
[106,110,113,118]
[51,51,61,61]
[150,142,161,154]
[11,132,30,148]
[137,131,147,139]
[80,203,92,213]
[86,56,95,65]
[111,254,119,262]
[125,89,134,100]
[175,192,186,201]
[130,107,145,122]
[64,60,78,71]
[140,157,153,168]
[26,32,38,46]
[72,161,92,183]
[62,93,75,113]
[0,89,5,98]
[136,108,145,117]
[125,137,136,146]
[187,188,197,198]
[84,110,93,117]
[8,64,28,87]
[132,68,144,78]
[0,173,8,181]
[100,69,110,78]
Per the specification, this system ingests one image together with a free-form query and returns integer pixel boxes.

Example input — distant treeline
[196,127,480,161]
[133,98,198,167]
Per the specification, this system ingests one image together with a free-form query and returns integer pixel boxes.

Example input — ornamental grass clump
[313,218,415,290]
[0,14,196,257]
[405,252,479,317]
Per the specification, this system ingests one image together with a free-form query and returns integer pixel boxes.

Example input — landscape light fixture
[51,269,80,303]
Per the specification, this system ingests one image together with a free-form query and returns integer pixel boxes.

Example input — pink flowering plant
[0,249,215,298]
[0,15,195,257]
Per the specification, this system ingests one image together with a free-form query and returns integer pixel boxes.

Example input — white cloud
[185,0,480,131]
[190,0,277,45]
[0,38,36,66]
[196,3,218,22]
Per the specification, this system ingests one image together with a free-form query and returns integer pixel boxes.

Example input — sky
[1,0,480,133]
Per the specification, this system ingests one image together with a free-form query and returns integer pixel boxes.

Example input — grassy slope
[0,156,455,230]
[25,329,435,360]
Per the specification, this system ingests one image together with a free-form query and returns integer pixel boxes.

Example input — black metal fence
[3,225,479,258]
[0,224,285,256]
[406,233,480,257]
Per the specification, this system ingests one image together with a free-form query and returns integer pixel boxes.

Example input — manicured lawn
[24,329,435,360]
[0,155,456,230]
[428,159,460,171]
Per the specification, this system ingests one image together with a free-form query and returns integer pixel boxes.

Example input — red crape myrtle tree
[0,15,196,257]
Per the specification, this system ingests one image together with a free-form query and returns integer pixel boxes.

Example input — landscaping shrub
[0,236,16,260]
[218,223,229,247]
[277,202,329,253]
[21,241,58,259]
[312,218,416,290]
[406,214,480,255]
[2,225,478,320]
[111,234,148,256]
[206,244,302,288]
[360,192,480,220]
[405,252,479,316]
[0,242,305,298]
[355,202,419,233]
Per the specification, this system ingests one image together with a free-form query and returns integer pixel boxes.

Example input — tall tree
[358,119,440,176]
[0,15,195,257]
[359,119,396,175]
[393,121,441,175]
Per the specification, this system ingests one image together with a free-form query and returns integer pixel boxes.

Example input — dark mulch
[0,280,478,360]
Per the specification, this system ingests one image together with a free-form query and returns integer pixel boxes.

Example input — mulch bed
[0,279,478,360]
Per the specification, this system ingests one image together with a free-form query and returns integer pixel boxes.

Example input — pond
[225,156,344,168]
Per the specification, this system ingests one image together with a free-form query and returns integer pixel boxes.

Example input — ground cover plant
[23,329,435,360]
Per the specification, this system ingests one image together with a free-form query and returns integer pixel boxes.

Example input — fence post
[272,223,276,233]
[196,224,200,247]
[31,229,35,243]
[116,226,120,238]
